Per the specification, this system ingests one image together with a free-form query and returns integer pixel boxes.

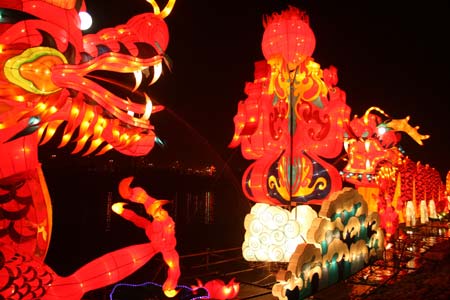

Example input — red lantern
[262,6,316,66]
[0,0,178,298]
[192,278,240,300]
[230,7,349,206]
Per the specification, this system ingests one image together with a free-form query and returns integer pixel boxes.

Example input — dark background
[82,0,449,180]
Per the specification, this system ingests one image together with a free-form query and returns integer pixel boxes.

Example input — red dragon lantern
[0,0,178,299]
[342,107,429,188]
[229,7,350,206]
[342,106,430,237]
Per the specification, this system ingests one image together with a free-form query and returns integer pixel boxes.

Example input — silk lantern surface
[230,7,350,205]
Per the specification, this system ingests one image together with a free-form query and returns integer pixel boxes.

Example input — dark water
[43,162,250,277]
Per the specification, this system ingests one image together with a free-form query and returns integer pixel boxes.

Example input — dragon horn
[363,106,389,125]
[146,0,176,18]
[118,176,134,199]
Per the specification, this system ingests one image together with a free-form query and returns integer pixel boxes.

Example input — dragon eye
[361,130,369,138]
[4,46,67,95]
[376,124,391,136]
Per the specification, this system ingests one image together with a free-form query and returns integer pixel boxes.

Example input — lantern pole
[288,66,299,211]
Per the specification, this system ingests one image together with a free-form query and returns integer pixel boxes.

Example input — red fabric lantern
[262,6,316,66]
[192,278,240,300]
[0,0,178,298]
[230,8,349,206]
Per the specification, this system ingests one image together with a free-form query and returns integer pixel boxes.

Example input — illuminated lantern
[447,171,450,195]
[192,278,240,300]
[405,200,416,227]
[419,200,429,224]
[242,203,317,262]
[342,107,430,235]
[445,171,450,212]
[343,107,400,187]
[342,107,431,239]
[230,7,350,206]
[42,0,78,9]
[0,239,162,299]
[428,199,437,219]
[0,157,52,260]
[115,176,180,297]
[398,157,416,212]
[0,177,180,299]
[272,188,385,299]
[378,196,399,241]
[343,108,429,188]
[415,162,426,205]
[0,0,177,298]
[261,6,315,66]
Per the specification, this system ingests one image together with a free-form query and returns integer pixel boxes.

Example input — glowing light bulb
[79,11,92,31]
[377,126,386,135]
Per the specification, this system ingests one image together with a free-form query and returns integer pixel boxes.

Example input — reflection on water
[173,191,214,225]
[44,164,249,275]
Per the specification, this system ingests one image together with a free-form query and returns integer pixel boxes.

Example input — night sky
[84,0,449,180]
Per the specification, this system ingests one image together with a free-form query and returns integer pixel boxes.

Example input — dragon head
[0,0,176,156]
[342,106,429,186]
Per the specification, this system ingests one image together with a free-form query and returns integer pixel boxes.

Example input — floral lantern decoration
[261,6,316,66]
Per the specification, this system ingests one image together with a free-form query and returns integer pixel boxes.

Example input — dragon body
[0,0,177,298]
